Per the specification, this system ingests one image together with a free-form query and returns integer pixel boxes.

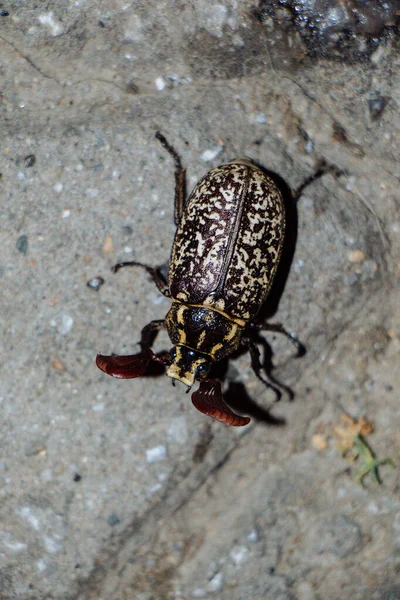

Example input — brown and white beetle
[96,133,304,426]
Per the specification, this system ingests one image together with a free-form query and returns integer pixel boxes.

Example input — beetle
[96,132,304,426]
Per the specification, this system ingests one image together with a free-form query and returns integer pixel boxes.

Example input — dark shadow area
[223,382,286,426]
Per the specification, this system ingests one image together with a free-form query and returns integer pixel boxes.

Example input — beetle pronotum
[96,133,304,426]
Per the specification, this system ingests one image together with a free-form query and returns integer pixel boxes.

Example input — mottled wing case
[169,161,285,321]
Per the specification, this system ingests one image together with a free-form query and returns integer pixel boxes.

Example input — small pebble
[16,235,28,255]
[107,513,121,527]
[247,529,258,543]
[155,77,166,91]
[59,314,74,335]
[311,434,328,451]
[52,358,66,372]
[254,112,267,124]
[347,249,366,263]
[38,12,64,36]
[102,234,114,254]
[24,154,36,168]
[230,545,248,567]
[206,572,223,592]
[86,276,105,291]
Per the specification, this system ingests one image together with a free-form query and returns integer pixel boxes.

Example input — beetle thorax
[165,302,244,386]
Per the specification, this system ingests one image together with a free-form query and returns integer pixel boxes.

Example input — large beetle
[96,133,303,426]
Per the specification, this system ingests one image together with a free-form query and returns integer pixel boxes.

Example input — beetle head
[166,346,211,388]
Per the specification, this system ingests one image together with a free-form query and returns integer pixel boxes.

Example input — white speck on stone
[86,188,98,198]
[294,259,305,273]
[62,209,70,218]
[36,558,48,572]
[19,507,40,531]
[76,163,83,172]
[19,103,26,109]
[112,170,121,179]
[304,139,314,154]
[296,581,317,600]
[370,44,386,65]
[201,146,223,162]
[367,502,379,514]
[155,76,166,91]
[146,445,167,463]
[202,4,228,38]
[230,545,249,567]
[59,314,74,335]
[345,176,356,191]
[147,483,162,498]
[192,588,206,598]
[17,172,26,181]
[124,53,133,61]
[43,535,63,553]
[92,403,105,412]
[49,319,57,328]
[254,112,267,124]
[206,572,224,592]
[247,529,258,543]
[391,221,399,233]
[124,246,133,254]
[232,33,244,47]
[53,182,63,193]
[167,416,188,445]
[41,469,53,482]
[105,306,111,314]
[2,536,28,552]
[38,12,64,36]
[123,13,143,42]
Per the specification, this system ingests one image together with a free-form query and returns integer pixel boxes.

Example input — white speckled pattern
[169,161,285,321]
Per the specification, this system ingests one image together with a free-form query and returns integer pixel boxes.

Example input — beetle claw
[192,379,250,427]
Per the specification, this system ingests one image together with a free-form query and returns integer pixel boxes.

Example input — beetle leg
[293,159,344,202]
[244,340,283,401]
[140,319,166,350]
[112,261,171,297]
[155,131,186,225]
[254,322,306,357]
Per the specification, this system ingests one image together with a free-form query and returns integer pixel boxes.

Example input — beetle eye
[196,362,210,380]
[169,347,177,360]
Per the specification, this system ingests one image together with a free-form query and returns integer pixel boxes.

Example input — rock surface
[1,2,399,598]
